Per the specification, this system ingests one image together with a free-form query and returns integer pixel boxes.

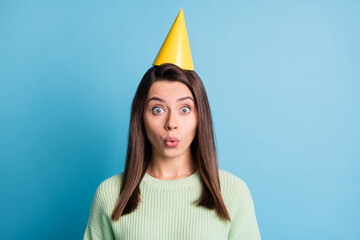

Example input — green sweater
[83,169,261,240]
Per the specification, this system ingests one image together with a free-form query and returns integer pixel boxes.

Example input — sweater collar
[141,170,201,189]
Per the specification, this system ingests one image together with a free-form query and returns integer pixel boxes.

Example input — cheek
[188,113,198,127]
[183,116,198,138]
[144,115,162,139]
[143,115,153,138]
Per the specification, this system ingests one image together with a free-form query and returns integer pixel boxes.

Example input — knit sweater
[83,169,261,240]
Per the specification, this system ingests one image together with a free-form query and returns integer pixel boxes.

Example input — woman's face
[143,80,198,160]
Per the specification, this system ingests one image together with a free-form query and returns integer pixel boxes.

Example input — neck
[146,148,198,180]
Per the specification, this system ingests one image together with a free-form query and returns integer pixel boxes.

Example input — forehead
[147,80,193,98]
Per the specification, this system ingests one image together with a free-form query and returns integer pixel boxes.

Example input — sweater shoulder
[218,169,248,191]
[218,169,253,210]
[99,172,124,188]
[94,172,124,205]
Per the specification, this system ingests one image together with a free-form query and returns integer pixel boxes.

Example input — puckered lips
[164,136,179,147]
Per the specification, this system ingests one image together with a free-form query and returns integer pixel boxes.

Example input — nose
[165,110,178,130]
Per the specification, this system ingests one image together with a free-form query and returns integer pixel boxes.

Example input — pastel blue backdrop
[0,0,359,239]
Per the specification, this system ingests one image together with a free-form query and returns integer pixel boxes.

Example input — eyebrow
[148,96,194,105]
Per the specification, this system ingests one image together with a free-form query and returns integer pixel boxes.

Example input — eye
[180,106,191,114]
[152,107,164,115]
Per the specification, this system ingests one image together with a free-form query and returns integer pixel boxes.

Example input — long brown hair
[111,63,231,222]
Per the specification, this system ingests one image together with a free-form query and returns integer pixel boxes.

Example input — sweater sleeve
[227,179,261,240]
[83,181,115,240]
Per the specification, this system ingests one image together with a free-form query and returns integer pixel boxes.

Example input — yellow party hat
[153,8,194,70]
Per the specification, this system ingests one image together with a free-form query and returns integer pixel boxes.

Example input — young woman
[84,8,260,240]
[83,63,261,239]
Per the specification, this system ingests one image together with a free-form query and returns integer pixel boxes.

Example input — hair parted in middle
[111,63,231,223]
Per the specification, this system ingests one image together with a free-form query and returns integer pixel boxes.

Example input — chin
[161,150,183,158]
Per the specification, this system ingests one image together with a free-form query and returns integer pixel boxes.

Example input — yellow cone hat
[153,8,194,70]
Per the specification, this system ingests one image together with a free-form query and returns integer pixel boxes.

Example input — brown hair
[111,63,231,222]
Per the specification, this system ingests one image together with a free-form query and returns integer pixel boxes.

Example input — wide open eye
[152,107,164,115]
[180,106,191,114]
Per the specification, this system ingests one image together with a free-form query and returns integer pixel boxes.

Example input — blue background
[0,0,359,239]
